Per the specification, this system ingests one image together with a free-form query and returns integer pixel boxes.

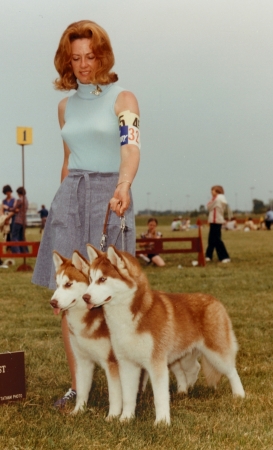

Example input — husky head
[83,245,140,309]
[50,250,90,315]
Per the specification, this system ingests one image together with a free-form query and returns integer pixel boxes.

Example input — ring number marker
[17,127,33,145]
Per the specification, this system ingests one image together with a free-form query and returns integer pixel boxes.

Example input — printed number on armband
[120,125,140,148]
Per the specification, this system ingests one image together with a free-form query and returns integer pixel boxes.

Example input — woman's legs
[11,223,21,253]
[206,224,230,261]
[151,255,166,266]
[205,224,216,259]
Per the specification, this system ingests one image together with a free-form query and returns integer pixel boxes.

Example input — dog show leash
[100,203,126,252]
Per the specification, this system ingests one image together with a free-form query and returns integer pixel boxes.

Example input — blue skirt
[32,170,135,289]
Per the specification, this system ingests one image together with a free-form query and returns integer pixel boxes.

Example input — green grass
[0,224,273,449]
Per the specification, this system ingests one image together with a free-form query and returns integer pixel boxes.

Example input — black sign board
[0,352,26,404]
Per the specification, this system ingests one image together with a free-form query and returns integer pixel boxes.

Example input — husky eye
[65,282,72,288]
[99,277,107,283]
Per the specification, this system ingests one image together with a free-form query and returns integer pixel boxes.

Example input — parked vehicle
[26,212,41,227]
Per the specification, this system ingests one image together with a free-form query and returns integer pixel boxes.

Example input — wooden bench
[136,222,205,266]
[0,241,40,271]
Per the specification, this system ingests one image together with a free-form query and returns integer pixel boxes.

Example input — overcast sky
[1,0,273,214]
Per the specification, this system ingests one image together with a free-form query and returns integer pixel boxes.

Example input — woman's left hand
[110,184,130,217]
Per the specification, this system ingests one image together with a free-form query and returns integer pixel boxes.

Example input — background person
[5,187,29,253]
[32,20,140,408]
[171,217,181,231]
[38,205,48,233]
[243,217,257,231]
[223,216,237,231]
[2,185,15,246]
[139,218,165,266]
[264,208,273,230]
[205,185,230,263]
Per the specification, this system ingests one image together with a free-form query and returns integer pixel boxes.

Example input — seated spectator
[244,217,257,231]
[223,217,237,231]
[171,217,181,231]
[139,218,165,266]
[181,217,191,231]
[264,208,273,230]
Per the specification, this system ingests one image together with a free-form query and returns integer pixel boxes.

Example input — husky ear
[72,251,90,277]
[52,251,67,271]
[107,246,125,269]
[86,244,101,263]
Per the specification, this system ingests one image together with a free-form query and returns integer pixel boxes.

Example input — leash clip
[100,233,107,251]
[120,215,126,251]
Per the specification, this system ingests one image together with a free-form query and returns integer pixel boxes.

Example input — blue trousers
[11,223,28,253]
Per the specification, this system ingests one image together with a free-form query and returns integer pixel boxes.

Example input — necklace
[90,85,102,96]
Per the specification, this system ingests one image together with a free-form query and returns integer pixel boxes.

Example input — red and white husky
[50,250,122,419]
[83,245,245,425]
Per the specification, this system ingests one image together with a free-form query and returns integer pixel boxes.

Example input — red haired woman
[32,20,140,406]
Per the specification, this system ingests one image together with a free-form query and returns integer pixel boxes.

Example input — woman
[2,185,15,245]
[32,20,140,406]
[139,218,165,266]
[205,185,230,263]
[5,187,29,254]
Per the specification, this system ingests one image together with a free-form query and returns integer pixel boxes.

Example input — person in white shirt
[205,185,230,263]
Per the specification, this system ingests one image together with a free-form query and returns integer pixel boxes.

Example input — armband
[118,110,141,149]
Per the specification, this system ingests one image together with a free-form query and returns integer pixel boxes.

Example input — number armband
[118,110,141,149]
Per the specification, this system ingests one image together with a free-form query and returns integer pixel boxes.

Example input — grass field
[0,222,273,449]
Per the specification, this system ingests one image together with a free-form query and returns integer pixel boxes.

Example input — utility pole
[16,127,33,271]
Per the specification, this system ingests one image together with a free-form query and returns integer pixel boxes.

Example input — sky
[1,0,273,214]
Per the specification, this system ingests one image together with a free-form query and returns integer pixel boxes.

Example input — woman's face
[211,188,217,197]
[148,220,157,233]
[71,38,99,84]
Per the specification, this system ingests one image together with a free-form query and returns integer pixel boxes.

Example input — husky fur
[50,250,122,418]
[83,245,245,425]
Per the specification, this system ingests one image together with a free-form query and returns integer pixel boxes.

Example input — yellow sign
[16,127,33,145]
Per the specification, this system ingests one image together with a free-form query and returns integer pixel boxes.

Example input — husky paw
[233,390,245,399]
[105,413,120,422]
[177,387,188,395]
[154,417,171,426]
[119,414,135,423]
[71,405,85,415]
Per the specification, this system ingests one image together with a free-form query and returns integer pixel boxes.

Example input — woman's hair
[17,187,26,196]
[54,20,118,90]
[211,185,224,194]
[2,185,12,194]
[147,218,158,225]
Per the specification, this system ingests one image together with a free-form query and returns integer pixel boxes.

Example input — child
[139,218,166,266]
[205,185,230,263]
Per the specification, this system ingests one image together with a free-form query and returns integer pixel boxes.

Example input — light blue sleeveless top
[61,80,124,172]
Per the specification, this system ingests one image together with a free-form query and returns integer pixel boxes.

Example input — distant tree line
[252,199,272,214]
[137,198,273,217]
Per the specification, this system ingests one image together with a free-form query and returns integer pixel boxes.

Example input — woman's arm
[110,91,140,216]
[58,98,71,183]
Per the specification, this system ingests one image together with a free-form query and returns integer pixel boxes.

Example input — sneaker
[54,388,77,408]
[205,257,211,262]
[139,254,151,263]
[221,258,231,263]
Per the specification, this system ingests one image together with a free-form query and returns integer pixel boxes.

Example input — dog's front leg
[72,358,95,414]
[149,362,170,425]
[103,361,123,420]
[118,360,141,422]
